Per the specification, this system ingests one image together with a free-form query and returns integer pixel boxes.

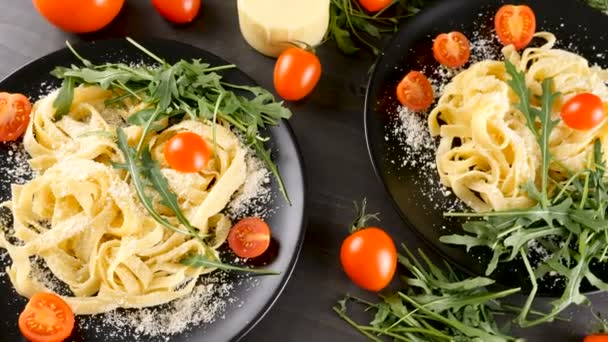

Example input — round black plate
[0,39,306,341]
[365,0,608,295]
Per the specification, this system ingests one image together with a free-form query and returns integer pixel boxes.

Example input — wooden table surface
[0,1,606,341]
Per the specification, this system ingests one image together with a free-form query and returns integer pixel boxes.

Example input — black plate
[0,39,306,341]
[365,0,608,295]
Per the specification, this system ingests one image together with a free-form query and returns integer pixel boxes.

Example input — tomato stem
[350,198,380,233]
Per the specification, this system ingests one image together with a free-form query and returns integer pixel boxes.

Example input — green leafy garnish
[51,38,292,203]
[325,0,428,55]
[584,0,608,11]
[334,244,524,341]
[441,59,608,327]
[181,254,279,275]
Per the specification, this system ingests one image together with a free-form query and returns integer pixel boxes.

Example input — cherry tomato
[18,292,75,342]
[0,92,31,142]
[340,227,397,291]
[273,47,322,101]
[433,31,471,68]
[396,71,434,111]
[32,0,124,33]
[164,131,211,173]
[152,0,201,24]
[228,217,271,258]
[358,0,392,12]
[494,4,536,50]
[584,335,608,342]
[560,93,606,130]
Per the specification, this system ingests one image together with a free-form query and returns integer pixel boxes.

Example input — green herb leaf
[180,254,279,275]
[52,76,75,120]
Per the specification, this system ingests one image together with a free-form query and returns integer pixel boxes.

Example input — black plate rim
[363,0,608,296]
[0,37,308,342]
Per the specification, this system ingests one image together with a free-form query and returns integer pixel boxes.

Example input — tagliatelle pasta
[0,85,247,314]
[428,32,608,212]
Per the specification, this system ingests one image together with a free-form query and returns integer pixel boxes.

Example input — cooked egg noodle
[0,85,249,314]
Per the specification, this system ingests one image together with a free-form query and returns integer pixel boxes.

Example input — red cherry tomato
[163,131,211,173]
[18,292,75,342]
[396,71,435,111]
[494,5,536,50]
[584,335,608,342]
[358,0,392,12]
[228,217,271,259]
[560,93,606,130]
[32,0,124,33]
[0,92,31,142]
[340,227,397,292]
[433,31,471,68]
[151,0,201,24]
[273,47,322,101]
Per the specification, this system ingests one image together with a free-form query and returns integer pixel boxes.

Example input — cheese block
[237,0,330,58]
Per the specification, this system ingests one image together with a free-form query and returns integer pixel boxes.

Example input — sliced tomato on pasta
[19,292,75,342]
[228,217,271,258]
[396,71,434,111]
[494,5,536,50]
[432,31,471,68]
[0,92,31,142]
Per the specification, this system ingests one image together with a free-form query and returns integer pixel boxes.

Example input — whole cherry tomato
[152,0,201,24]
[340,200,397,292]
[273,46,322,101]
[560,93,606,130]
[32,0,124,33]
[358,0,392,13]
[164,131,212,173]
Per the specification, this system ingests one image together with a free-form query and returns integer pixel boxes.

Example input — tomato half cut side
[494,4,536,50]
[18,292,75,342]
[584,335,608,342]
[433,31,471,68]
[164,131,212,173]
[560,93,606,130]
[0,92,32,142]
[395,71,435,111]
[228,217,271,259]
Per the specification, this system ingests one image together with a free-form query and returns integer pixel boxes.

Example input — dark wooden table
[1,1,606,341]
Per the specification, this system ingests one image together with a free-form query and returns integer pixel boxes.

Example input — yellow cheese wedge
[237,0,330,58]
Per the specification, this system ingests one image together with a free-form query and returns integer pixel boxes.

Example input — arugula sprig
[334,244,523,342]
[325,0,427,55]
[440,60,608,327]
[51,38,293,203]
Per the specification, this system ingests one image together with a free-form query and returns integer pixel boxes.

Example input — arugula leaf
[336,244,523,342]
[52,76,75,120]
[180,254,279,275]
[115,128,190,236]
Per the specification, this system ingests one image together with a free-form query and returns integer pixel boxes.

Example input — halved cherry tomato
[32,0,124,33]
[494,4,536,50]
[396,71,434,111]
[164,131,211,173]
[560,93,606,130]
[18,292,75,342]
[152,0,201,24]
[584,335,608,342]
[0,92,31,142]
[228,217,271,258]
[273,47,322,101]
[433,31,471,68]
[341,226,397,292]
[358,0,392,12]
